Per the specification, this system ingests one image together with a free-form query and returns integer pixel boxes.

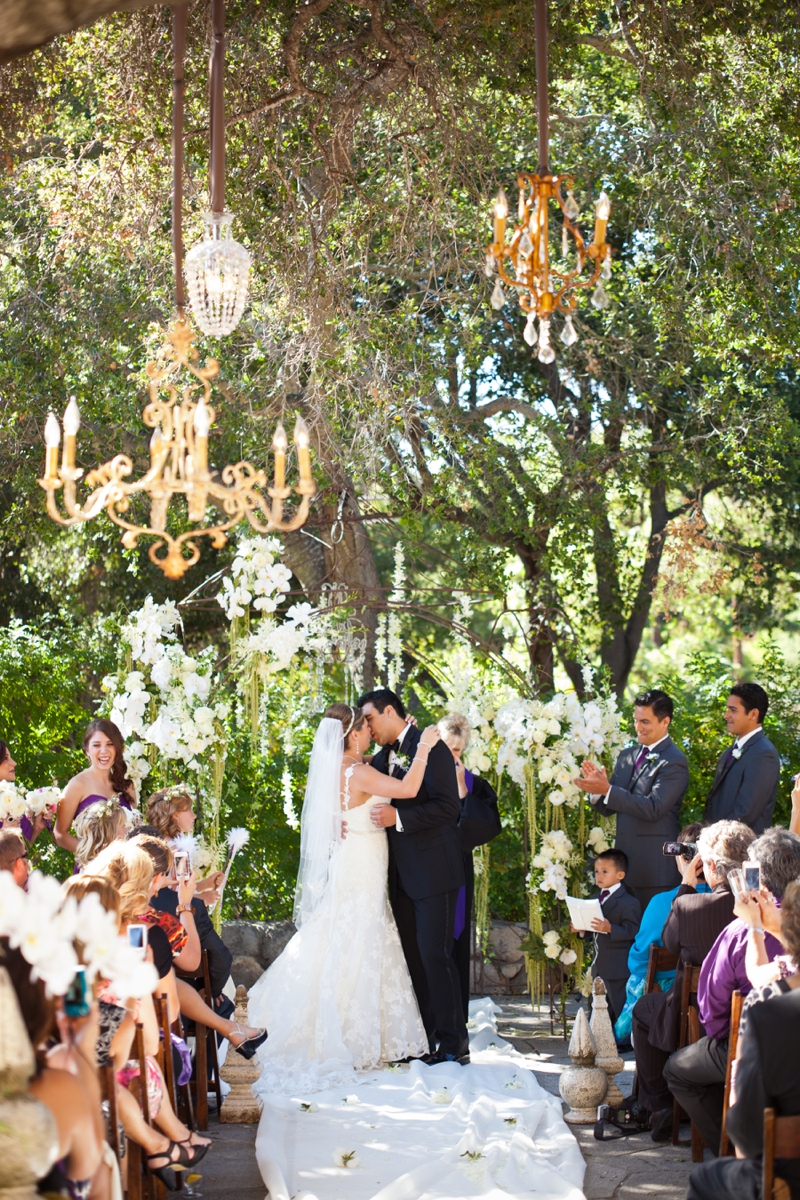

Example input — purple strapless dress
[74,793,134,817]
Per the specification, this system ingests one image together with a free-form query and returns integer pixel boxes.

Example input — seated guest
[573,848,641,1027]
[665,826,800,1153]
[73,795,131,871]
[703,681,780,834]
[687,880,800,1200]
[0,741,49,844]
[124,830,264,1056]
[0,827,29,887]
[438,712,501,1023]
[631,819,754,1138]
[615,821,707,1045]
[144,791,233,1007]
[3,942,105,1200]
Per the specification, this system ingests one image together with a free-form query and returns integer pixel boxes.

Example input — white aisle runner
[254,999,585,1200]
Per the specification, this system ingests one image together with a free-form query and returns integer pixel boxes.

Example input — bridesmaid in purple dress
[55,719,136,862]
[0,741,50,844]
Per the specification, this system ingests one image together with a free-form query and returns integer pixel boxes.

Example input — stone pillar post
[559,1006,609,1125]
[220,985,262,1123]
[590,977,625,1107]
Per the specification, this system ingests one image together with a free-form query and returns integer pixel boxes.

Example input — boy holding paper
[572,848,641,1027]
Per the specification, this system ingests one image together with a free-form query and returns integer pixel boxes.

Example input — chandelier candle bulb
[272,423,288,490]
[493,189,509,245]
[44,413,60,480]
[293,416,312,483]
[593,191,611,248]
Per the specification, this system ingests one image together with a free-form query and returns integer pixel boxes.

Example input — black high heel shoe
[230,1023,268,1060]
[147,1139,201,1189]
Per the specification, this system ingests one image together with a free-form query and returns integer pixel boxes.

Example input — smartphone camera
[173,851,190,881]
[64,967,90,1018]
[743,861,761,892]
[128,923,149,957]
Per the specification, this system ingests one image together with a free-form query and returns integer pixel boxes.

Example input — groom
[358,687,470,1064]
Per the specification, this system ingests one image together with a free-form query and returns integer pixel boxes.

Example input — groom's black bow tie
[388,739,401,753]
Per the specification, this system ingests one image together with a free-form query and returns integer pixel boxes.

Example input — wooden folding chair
[125,1023,157,1200]
[719,990,744,1157]
[186,950,223,1130]
[671,963,707,1161]
[153,994,178,1117]
[644,944,679,995]
[98,1061,121,1164]
[763,1108,800,1200]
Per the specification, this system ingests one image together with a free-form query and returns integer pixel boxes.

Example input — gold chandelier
[38,2,315,579]
[484,0,613,362]
[39,320,315,579]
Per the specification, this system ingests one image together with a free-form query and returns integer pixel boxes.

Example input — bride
[248,702,440,1094]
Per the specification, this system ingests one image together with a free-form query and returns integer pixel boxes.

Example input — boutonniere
[392,751,411,770]
[645,750,659,764]
[732,747,742,760]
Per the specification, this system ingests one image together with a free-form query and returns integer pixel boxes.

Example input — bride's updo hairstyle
[324,703,366,747]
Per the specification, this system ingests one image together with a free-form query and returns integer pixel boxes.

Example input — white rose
[549,789,566,807]
[542,930,560,945]
[476,755,491,773]
[544,944,561,959]
[560,948,578,965]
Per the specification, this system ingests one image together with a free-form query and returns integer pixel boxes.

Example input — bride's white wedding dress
[248,770,428,1096]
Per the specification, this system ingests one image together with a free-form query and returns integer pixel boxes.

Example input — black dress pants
[450,852,474,1023]
[686,1157,761,1200]
[392,880,468,1057]
[631,991,673,1113]
[663,1033,729,1152]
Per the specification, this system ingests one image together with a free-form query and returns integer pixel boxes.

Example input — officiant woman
[438,713,501,1022]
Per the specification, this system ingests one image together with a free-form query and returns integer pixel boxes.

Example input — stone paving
[195,995,708,1200]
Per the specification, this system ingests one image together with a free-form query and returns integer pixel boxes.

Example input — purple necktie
[599,889,610,904]
[633,745,648,770]
[724,745,737,766]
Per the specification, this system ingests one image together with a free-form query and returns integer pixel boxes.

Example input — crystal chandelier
[37,4,315,579]
[484,0,613,363]
[185,0,251,337]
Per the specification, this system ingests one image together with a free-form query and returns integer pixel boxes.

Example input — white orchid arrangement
[0,871,158,999]
[541,929,578,965]
[217,536,292,620]
[102,598,229,771]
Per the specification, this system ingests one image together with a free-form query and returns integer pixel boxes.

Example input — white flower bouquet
[0,781,26,821]
[25,786,61,817]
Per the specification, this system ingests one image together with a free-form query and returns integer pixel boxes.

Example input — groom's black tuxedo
[372,725,468,1059]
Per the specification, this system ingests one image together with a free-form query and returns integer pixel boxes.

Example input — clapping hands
[572,760,610,796]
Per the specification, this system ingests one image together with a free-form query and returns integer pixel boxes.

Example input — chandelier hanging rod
[173,3,188,317]
[209,0,225,216]
[535,0,549,176]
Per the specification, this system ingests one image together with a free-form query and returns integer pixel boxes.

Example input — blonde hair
[147,787,194,840]
[62,874,121,929]
[89,841,155,925]
[437,712,471,752]
[74,797,128,868]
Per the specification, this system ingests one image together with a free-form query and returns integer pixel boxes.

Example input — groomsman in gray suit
[574,689,689,911]
[703,681,780,835]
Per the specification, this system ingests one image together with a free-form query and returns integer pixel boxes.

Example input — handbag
[458,771,502,852]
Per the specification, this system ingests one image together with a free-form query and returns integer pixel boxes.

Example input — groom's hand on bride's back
[370,803,397,828]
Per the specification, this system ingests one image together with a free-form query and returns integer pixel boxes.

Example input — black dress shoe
[650,1107,674,1142]
[425,1048,471,1066]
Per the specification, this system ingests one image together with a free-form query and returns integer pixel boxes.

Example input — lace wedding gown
[248,770,428,1096]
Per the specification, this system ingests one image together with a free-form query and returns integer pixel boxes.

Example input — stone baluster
[220,985,262,1123]
[590,977,625,1107]
[558,1006,609,1125]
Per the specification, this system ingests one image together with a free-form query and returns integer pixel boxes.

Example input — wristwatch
[176,903,194,915]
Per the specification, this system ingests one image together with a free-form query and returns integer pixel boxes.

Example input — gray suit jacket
[594,736,689,894]
[703,729,780,834]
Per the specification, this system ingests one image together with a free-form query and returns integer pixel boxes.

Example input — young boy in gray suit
[584,848,642,1028]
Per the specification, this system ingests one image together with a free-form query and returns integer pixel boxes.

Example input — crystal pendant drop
[519,230,534,258]
[561,225,568,256]
[490,279,505,309]
[564,189,581,221]
[591,280,611,310]
[523,312,537,346]
[185,211,252,336]
[561,314,579,346]
[484,252,496,278]
[601,247,612,281]
[538,317,556,364]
